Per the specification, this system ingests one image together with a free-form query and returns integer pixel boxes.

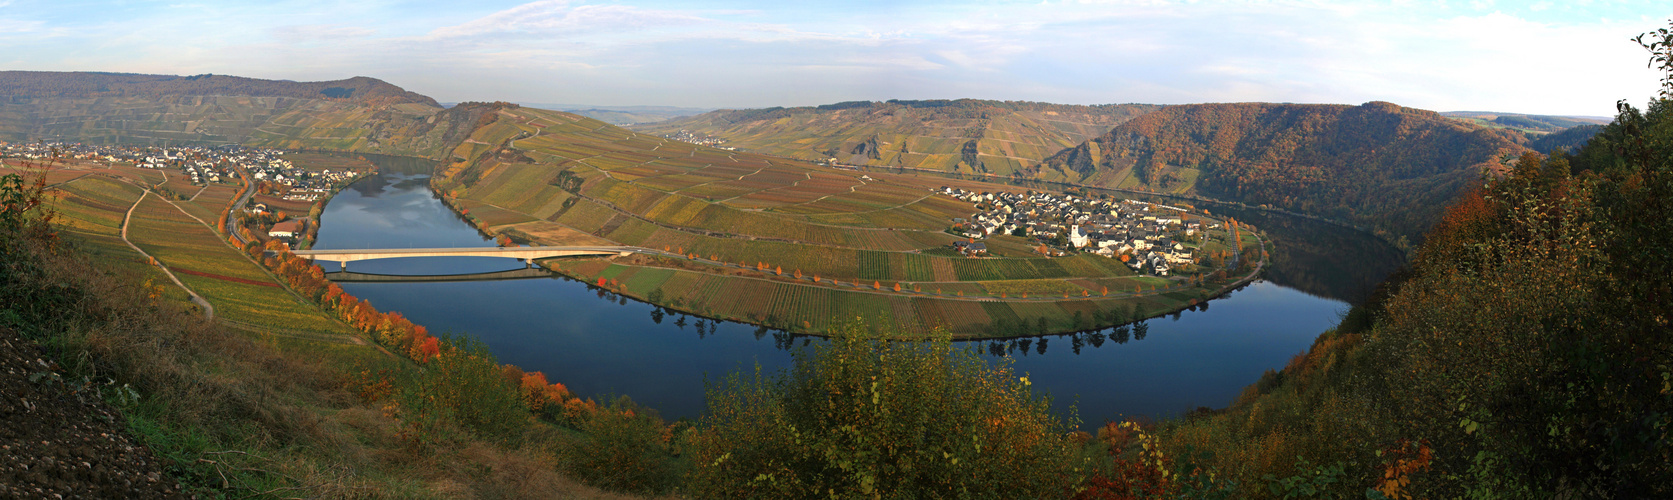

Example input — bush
[688,320,1085,499]
[556,396,683,494]
[392,335,530,447]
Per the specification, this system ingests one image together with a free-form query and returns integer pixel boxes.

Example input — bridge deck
[293,246,642,264]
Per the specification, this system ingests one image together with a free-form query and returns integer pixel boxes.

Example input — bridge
[293,245,641,268]
[323,267,559,283]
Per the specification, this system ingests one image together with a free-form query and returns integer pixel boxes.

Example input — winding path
[120,191,215,319]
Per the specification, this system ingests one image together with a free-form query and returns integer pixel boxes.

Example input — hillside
[631,99,1159,174]
[1526,123,1604,153]
[1140,95,1673,497]
[0,71,439,106]
[1041,101,1528,243]
[1441,110,1609,133]
[435,104,1255,337]
[0,71,465,159]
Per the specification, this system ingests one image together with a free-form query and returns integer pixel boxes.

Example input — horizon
[2,1,1670,116]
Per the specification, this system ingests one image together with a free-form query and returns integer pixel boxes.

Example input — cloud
[427,0,706,40]
[271,24,377,44]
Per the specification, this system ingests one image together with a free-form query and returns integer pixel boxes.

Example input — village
[939,186,1221,277]
[0,141,360,201]
[658,129,734,149]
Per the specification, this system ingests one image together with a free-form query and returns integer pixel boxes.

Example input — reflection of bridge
[293,246,640,269]
[324,267,558,283]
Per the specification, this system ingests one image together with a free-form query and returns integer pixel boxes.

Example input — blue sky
[1,0,1668,116]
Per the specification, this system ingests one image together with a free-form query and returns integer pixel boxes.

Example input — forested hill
[0,72,480,159]
[0,71,439,106]
[1043,101,1528,245]
[630,99,1159,174]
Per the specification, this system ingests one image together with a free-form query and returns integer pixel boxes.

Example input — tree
[688,322,1083,498]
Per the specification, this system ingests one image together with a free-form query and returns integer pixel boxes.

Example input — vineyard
[124,193,355,333]
[548,254,1235,338]
[432,105,1267,337]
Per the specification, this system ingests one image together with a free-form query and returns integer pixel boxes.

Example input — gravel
[0,328,187,499]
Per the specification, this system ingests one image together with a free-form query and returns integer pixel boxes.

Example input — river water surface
[314,172,1400,425]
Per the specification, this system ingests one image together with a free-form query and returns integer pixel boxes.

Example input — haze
[1,0,1668,116]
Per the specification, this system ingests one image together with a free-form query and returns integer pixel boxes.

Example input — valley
[2,62,1649,498]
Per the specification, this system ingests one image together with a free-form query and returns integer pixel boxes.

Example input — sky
[1,0,1669,116]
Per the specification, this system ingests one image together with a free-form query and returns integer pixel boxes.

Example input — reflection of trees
[346,172,393,197]
[1214,206,1404,305]
[649,307,664,324]
[772,331,800,351]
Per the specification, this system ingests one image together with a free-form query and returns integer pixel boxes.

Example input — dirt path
[121,191,215,319]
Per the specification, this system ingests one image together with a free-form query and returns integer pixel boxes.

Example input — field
[34,166,364,342]
[431,106,1267,338]
[125,194,357,334]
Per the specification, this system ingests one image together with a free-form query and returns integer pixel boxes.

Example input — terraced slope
[438,105,1253,337]
[631,100,1159,175]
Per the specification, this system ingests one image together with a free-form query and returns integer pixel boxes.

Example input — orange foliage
[1374,440,1434,500]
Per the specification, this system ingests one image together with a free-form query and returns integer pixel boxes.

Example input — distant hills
[1440,110,1608,133]
[0,71,439,106]
[639,98,1540,243]
[630,99,1160,174]
[0,71,469,159]
[1043,101,1529,242]
[0,71,1596,242]
[516,104,713,125]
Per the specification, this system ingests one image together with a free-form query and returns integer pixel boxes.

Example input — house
[952,240,989,256]
[268,220,303,239]
[1069,225,1091,248]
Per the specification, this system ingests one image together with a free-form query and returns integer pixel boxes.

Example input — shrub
[392,335,530,447]
[688,320,1085,498]
[556,396,683,494]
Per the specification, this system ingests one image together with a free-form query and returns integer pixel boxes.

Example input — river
[313,172,1401,425]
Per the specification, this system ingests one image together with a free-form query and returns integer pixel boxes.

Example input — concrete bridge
[323,267,559,283]
[293,246,640,269]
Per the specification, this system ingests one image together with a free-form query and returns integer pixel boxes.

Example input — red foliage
[415,336,441,362]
